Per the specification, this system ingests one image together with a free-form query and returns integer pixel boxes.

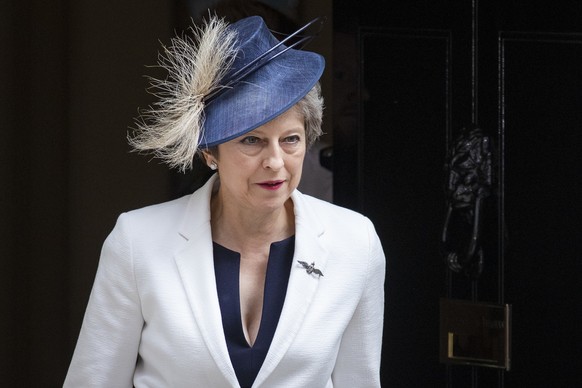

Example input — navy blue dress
[213,236,294,388]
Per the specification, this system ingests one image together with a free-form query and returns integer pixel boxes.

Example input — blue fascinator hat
[130,15,325,172]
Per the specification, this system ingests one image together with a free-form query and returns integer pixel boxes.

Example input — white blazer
[64,175,385,388]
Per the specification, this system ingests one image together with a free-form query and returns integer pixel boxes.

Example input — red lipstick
[258,180,285,190]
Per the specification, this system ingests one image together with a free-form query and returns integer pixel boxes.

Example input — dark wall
[1,1,173,385]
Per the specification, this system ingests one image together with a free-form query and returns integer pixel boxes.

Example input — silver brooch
[298,261,324,277]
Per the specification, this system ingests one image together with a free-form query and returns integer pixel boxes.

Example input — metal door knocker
[441,125,493,278]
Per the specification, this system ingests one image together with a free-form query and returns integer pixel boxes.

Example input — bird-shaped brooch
[297,261,324,277]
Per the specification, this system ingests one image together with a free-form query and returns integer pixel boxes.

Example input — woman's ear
[201,150,218,170]
[201,150,211,166]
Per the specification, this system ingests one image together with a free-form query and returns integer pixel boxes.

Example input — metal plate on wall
[440,298,511,370]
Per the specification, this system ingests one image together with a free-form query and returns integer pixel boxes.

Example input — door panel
[502,33,582,386]
[333,1,582,386]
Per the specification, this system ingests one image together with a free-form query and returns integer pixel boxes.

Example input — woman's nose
[262,143,284,170]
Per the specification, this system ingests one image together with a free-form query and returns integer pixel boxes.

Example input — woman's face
[212,106,306,213]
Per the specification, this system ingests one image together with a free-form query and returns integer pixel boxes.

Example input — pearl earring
[210,162,218,170]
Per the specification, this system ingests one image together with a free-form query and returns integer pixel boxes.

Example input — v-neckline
[212,236,295,387]
[213,236,295,348]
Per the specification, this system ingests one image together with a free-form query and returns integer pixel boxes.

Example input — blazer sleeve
[64,213,143,388]
[331,217,386,387]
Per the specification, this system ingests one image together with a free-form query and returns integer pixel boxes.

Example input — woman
[64,15,385,388]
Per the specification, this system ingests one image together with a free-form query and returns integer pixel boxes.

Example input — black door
[333,1,582,386]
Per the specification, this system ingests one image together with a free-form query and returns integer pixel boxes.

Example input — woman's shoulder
[295,191,375,237]
[297,192,370,221]
[123,194,193,223]
[121,174,215,224]
[109,193,203,243]
[296,192,384,267]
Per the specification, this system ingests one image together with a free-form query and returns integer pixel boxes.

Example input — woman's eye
[283,135,301,144]
[241,136,260,145]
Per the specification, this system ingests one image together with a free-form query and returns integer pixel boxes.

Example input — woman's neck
[209,192,295,253]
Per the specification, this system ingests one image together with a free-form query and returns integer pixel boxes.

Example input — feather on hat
[129,17,237,172]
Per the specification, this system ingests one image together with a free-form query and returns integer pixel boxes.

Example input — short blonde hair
[297,82,324,148]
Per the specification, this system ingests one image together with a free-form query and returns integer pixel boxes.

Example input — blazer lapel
[253,191,329,386]
[173,175,239,386]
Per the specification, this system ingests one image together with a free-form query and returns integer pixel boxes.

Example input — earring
[210,161,218,170]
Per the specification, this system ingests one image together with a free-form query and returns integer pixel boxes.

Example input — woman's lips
[258,180,285,190]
